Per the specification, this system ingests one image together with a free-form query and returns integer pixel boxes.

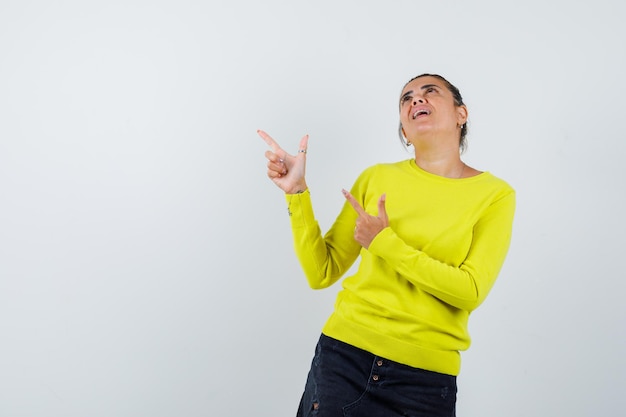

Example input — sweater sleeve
[286,190,361,289]
[368,189,516,311]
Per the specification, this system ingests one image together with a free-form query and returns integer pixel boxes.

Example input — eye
[425,87,437,94]
[401,95,412,104]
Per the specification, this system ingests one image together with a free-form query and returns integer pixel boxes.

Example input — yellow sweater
[286,159,515,376]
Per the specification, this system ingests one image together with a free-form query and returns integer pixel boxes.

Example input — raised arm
[259,130,361,289]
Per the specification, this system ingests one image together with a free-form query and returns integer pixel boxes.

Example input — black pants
[297,334,457,417]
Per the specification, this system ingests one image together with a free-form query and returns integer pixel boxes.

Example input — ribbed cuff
[285,189,315,228]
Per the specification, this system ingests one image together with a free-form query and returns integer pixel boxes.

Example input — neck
[413,149,465,179]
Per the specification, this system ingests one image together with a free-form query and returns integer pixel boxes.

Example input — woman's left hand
[342,189,389,249]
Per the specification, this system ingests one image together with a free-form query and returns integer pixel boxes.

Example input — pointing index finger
[342,189,367,216]
[257,129,281,153]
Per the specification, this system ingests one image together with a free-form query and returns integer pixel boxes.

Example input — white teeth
[412,109,430,119]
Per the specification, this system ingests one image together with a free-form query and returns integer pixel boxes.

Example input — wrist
[286,183,308,194]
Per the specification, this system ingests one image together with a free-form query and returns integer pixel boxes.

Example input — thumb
[297,134,309,156]
[377,193,388,223]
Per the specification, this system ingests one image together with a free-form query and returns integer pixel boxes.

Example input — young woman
[259,74,515,417]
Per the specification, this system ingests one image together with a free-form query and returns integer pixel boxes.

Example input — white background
[1,1,625,416]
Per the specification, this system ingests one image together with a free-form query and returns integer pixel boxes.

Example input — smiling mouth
[412,109,431,119]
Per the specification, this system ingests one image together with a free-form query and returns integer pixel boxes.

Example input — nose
[413,96,424,105]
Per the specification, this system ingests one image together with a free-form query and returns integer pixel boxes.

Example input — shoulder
[472,172,516,209]
[479,172,515,193]
[356,160,411,179]
[350,160,411,195]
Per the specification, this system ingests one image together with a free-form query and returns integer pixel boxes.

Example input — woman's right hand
[258,129,309,194]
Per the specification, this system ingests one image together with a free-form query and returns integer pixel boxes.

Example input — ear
[456,105,468,126]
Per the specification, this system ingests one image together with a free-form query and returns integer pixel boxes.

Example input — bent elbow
[457,278,492,312]
[305,273,340,290]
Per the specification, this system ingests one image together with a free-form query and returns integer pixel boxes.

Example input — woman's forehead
[402,76,445,94]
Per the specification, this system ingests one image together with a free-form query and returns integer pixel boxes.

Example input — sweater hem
[322,313,461,376]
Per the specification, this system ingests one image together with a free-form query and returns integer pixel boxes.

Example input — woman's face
[399,76,467,145]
